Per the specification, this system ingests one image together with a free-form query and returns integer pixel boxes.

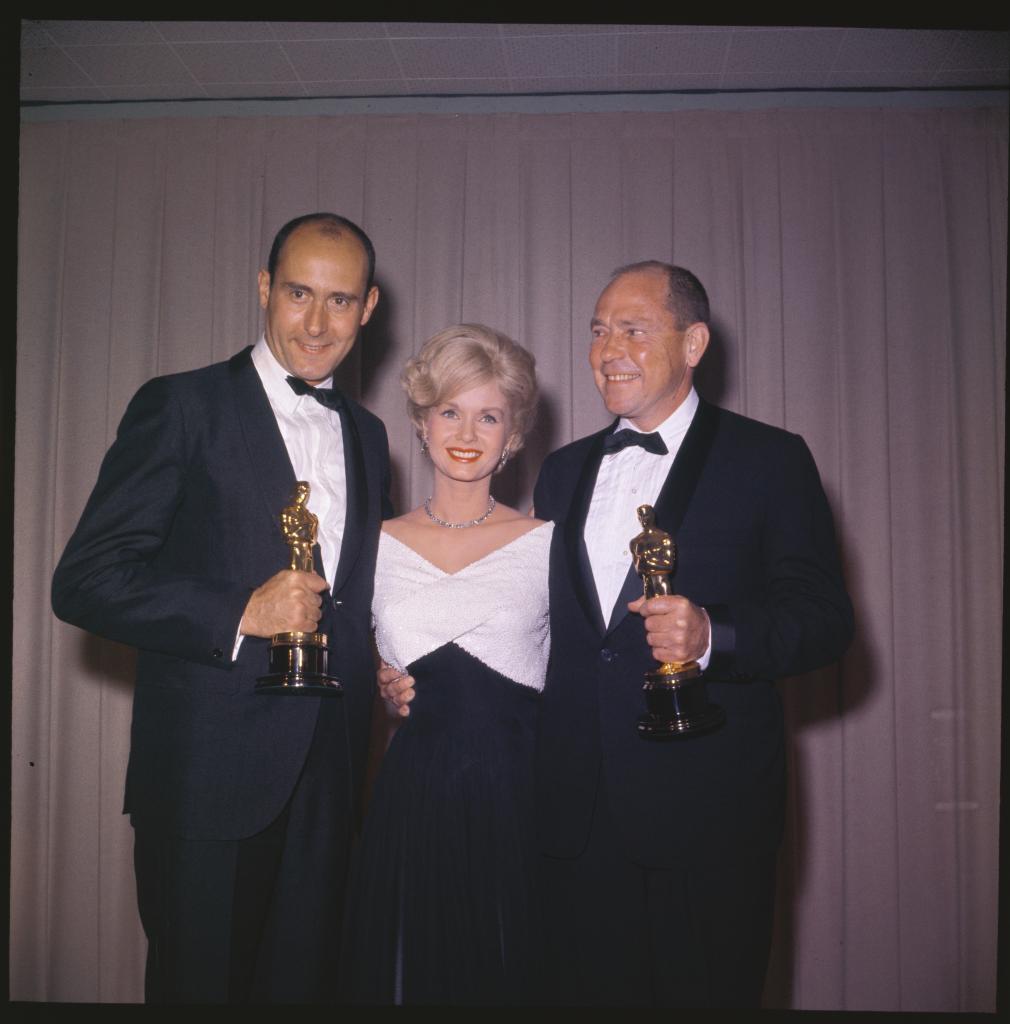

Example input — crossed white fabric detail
[373,522,553,692]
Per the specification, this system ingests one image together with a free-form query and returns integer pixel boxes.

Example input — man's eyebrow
[281,280,360,301]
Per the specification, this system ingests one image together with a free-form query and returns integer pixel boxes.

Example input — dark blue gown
[340,524,552,1006]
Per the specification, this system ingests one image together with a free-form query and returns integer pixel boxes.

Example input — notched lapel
[230,349,298,542]
[653,400,719,538]
[565,430,609,636]
[604,402,721,637]
[332,399,369,594]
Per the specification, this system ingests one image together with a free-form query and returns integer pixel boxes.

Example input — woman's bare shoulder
[489,504,550,537]
[380,508,428,539]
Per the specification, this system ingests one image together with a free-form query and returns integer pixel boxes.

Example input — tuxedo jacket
[52,347,391,842]
[533,399,853,869]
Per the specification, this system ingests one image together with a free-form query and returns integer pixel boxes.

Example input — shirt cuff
[697,607,713,670]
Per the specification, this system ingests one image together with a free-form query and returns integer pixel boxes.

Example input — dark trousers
[134,699,351,1004]
[540,773,777,1008]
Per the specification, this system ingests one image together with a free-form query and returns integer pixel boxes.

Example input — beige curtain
[13,107,1005,1009]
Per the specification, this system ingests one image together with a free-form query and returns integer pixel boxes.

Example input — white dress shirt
[583,388,711,666]
[251,337,347,585]
[234,340,348,658]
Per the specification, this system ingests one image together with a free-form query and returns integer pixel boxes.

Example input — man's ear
[685,323,710,368]
[257,269,271,310]
[360,285,380,326]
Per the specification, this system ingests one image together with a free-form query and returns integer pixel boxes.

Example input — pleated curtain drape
[13,106,1006,1009]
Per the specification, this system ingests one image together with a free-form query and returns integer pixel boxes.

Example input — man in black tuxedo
[52,213,390,1003]
[531,262,853,1007]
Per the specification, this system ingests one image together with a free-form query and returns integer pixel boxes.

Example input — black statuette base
[256,631,342,696]
[637,664,724,739]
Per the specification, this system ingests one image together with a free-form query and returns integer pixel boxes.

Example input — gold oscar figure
[256,481,342,695]
[630,504,724,737]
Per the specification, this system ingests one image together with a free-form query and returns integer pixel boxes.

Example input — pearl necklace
[424,495,496,529]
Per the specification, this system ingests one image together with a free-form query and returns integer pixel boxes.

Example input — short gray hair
[611,260,710,328]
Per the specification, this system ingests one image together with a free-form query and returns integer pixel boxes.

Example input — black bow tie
[602,428,669,456]
[286,375,345,412]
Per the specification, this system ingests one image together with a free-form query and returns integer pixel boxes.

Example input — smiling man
[52,213,391,1004]
[530,261,854,1007]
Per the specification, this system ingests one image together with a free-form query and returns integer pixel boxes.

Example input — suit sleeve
[52,377,253,668]
[706,433,853,680]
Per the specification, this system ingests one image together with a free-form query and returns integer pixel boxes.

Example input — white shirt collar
[251,335,333,414]
[616,387,699,446]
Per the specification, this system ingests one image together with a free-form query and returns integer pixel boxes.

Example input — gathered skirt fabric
[340,643,542,1005]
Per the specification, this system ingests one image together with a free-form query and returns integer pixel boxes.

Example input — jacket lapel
[564,428,610,636]
[604,400,721,637]
[230,348,299,549]
[332,397,369,595]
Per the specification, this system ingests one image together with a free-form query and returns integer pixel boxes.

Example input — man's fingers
[388,678,415,703]
[380,675,415,718]
[377,663,402,685]
[241,569,331,637]
[377,665,416,709]
[299,571,329,593]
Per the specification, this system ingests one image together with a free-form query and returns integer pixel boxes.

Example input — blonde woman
[341,325,550,1005]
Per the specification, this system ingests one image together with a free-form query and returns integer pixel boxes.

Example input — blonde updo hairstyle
[403,323,538,458]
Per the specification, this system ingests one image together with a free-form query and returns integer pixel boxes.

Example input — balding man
[531,261,852,1007]
[53,213,391,1003]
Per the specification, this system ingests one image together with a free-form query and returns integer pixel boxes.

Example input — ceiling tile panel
[206,81,310,98]
[408,76,513,95]
[502,24,623,36]
[20,46,95,89]
[174,42,296,85]
[392,37,509,79]
[282,39,399,82]
[69,43,196,87]
[618,29,729,76]
[939,31,1010,70]
[503,31,615,78]
[725,28,843,74]
[20,21,55,47]
[824,69,959,88]
[154,21,276,42]
[385,23,503,38]
[271,22,391,41]
[19,22,1010,104]
[36,20,164,45]
[930,67,1009,87]
[719,70,833,90]
[300,78,415,97]
[609,73,727,91]
[21,86,109,103]
[101,82,209,100]
[508,75,626,94]
[832,28,955,72]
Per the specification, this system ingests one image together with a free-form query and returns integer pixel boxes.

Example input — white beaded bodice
[372,522,553,692]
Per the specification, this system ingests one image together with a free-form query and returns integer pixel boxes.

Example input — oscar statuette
[630,504,724,738]
[256,481,342,695]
